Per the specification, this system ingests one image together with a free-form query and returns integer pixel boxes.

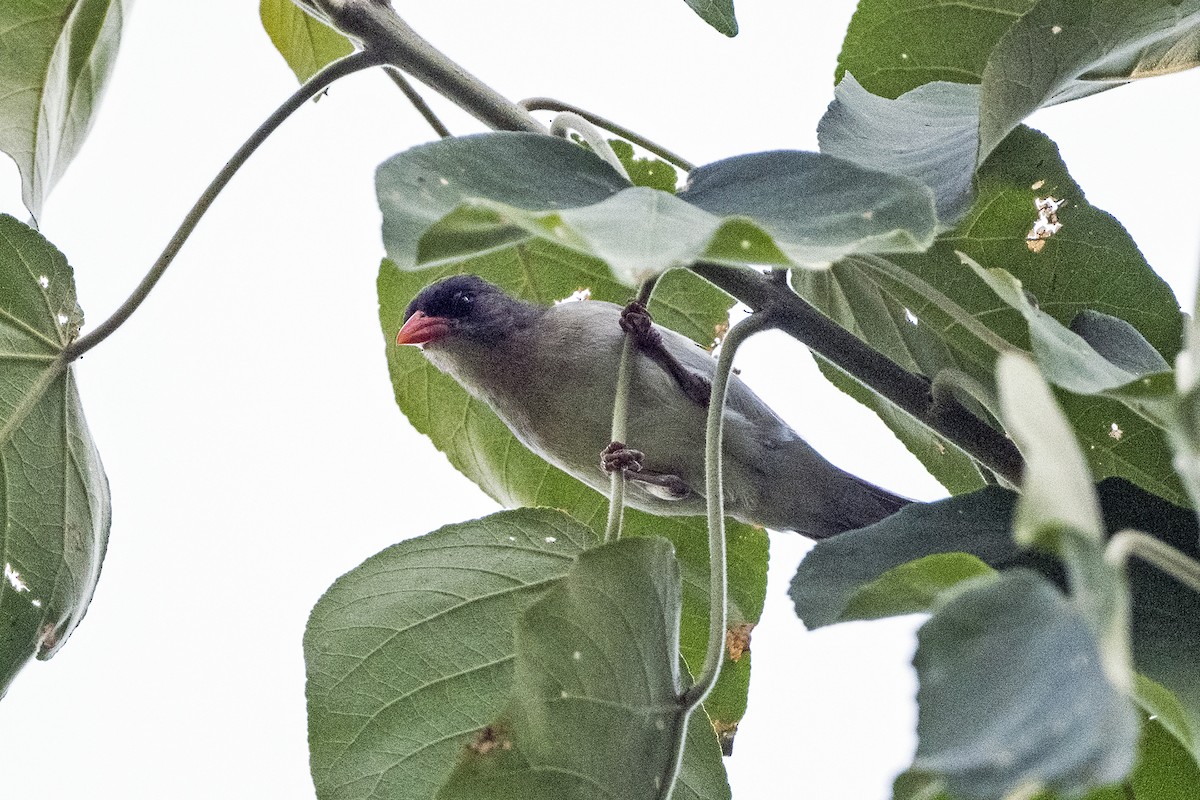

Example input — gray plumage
[398,275,908,538]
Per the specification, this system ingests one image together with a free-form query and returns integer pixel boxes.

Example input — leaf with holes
[0,0,128,219]
[979,0,1200,165]
[0,215,109,698]
[438,536,727,800]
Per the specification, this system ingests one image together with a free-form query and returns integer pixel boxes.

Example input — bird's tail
[811,472,911,539]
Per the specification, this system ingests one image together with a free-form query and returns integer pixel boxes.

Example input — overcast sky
[1,2,1198,798]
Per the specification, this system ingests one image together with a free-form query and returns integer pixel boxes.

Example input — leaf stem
[1106,529,1200,594]
[605,279,658,543]
[682,309,774,708]
[64,49,385,360]
[383,66,451,138]
[550,112,629,180]
[521,97,696,172]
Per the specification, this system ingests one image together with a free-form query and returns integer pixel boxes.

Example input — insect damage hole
[1026,196,1066,253]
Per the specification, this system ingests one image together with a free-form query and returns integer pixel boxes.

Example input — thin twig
[521,96,696,172]
[605,279,659,543]
[383,66,451,138]
[65,49,386,359]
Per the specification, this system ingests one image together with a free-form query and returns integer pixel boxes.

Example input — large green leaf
[909,570,1138,799]
[979,0,1200,163]
[304,509,593,800]
[377,259,767,738]
[438,537,727,800]
[674,150,937,269]
[798,125,1185,503]
[260,0,354,84]
[790,486,1040,628]
[819,76,981,222]
[836,0,1036,98]
[793,477,1200,765]
[898,713,1200,799]
[0,0,127,220]
[0,215,109,697]
[378,133,937,285]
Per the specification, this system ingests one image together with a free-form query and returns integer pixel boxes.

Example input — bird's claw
[601,441,644,473]
[619,301,662,348]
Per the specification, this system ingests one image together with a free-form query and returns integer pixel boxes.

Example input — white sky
[1,2,1198,798]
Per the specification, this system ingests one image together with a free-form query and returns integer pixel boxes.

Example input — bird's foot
[619,300,712,408]
[619,301,661,346]
[601,441,644,473]
[601,442,692,500]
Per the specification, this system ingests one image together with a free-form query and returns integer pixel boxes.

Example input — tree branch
[312,0,544,133]
[691,263,1025,486]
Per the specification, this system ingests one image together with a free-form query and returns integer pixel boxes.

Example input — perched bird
[396,274,908,538]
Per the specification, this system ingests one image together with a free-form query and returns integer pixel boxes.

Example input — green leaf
[841,553,993,622]
[900,713,1200,799]
[0,0,127,220]
[997,353,1104,544]
[377,132,629,271]
[439,537,727,800]
[979,0,1200,164]
[790,486,1038,628]
[1070,310,1171,376]
[974,261,1158,398]
[0,214,109,697]
[1129,714,1200,798]
[819,76,981,222]
[304,509,599,800]
[609,139,679,193]
[911,570,1139,799]
[795,476,1200,765]
[679,0,737,37]
[377,260,767,737]
[378,134,937,286]
[799,124,1185,504]
[835,0,1036,97]
[259,0,354,84]
[676,150,938,268]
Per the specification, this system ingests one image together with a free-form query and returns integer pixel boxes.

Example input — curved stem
[550,112,629,180]
[681,310,774,708]
[605,279,659,543]
[1106,529,1200,594]
[65,49,385,360]
[383,66,451,138]
[521,96,696,172]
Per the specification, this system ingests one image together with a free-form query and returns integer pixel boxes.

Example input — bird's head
[396,274,535,347]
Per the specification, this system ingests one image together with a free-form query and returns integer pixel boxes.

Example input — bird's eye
[452,292,474,315]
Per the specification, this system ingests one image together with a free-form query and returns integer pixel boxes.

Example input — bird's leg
[619,301,712,407]
[601,441,693,500]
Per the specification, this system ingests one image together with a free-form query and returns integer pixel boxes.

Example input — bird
[395,274,909,538]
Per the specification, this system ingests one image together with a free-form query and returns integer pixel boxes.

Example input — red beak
[396,311,451,345]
